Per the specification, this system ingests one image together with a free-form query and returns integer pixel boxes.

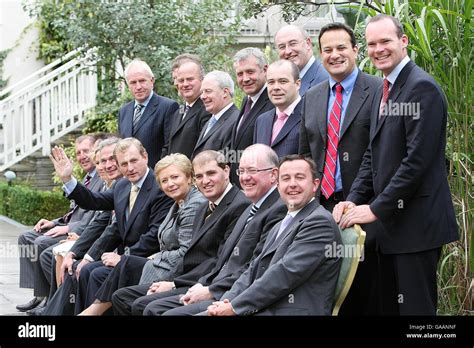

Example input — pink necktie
[271,111,288,144]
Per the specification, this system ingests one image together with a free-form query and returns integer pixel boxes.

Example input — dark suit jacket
[229,91,274,185]
[54,172,104,232]
[70,210,113,260]
[203,189,287,299]
[172,185,250,288]
[299,58,329,96]
[224,200,342,315]
[161,98,211,159]
[191,104,239,159]
[300,71,382,199]
[347,61,458,254]
[254,100,303,158]
[118,92,179,168]
[67,170,173,260]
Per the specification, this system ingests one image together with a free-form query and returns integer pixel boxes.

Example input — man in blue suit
[118,59,179,168]
[254,60,302,158]
[274,25,329,95]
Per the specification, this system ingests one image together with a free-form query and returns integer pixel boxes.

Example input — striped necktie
[243,204,259,229]
[133,104,144,131]
[321,83,343,199]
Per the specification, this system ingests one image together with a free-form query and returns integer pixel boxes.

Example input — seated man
[207,155,342,316]
[16,134,103,313]
[40,138,122,316]
[111,150,250,316]
[50,137,173,313]
[138,144,288,316]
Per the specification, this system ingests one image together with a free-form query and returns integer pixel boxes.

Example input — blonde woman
[79,153,206,315]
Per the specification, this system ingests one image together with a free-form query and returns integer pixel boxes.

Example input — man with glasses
[129,144,288,315]
[254,59,302,158]
[274,25,328,95]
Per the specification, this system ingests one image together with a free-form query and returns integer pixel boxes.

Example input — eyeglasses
[236,167,274,176]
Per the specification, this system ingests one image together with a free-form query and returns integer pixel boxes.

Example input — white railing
[0,49,97,171]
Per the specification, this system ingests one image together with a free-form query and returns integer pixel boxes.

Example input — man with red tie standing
[333,15,458,315]
[299,22,382,315]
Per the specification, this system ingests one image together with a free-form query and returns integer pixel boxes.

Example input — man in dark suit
[207,155,341,316]
[299,23,382,315]
[192,71,239,158]
[16,134,103,313]
[161,55,210,159]
[255,59,302,158]
[40,139,122,316]
[50,137,173,313]
[138,144,287,315]
[275,25,329,95]
[334,15,458,315]
[118,59,179,168]
[111,150,250,315]
[228,48,273,185]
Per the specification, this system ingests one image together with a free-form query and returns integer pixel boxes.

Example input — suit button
[373,170,377,176]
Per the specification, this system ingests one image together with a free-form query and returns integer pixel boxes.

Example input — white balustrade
[0,49,97,171]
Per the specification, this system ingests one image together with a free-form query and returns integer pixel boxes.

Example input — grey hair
[124,59,154,81]
[233,47,267,69]
[204,70,235,97]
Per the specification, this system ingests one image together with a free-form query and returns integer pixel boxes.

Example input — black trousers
[377,247,441,315]
[112,285,188,316]
[95,255,148,302]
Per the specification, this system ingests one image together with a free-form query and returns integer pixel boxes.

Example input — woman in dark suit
[79,153,206,315]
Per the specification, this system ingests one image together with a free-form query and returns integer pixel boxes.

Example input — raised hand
[50,146,74,183]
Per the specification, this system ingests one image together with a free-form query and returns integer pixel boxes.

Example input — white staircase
[0,49,97,172]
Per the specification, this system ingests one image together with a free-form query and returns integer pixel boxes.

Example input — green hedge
[0,182,70,225]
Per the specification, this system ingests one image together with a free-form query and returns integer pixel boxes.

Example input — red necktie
[379,78,390,118]
[321,83,343,199]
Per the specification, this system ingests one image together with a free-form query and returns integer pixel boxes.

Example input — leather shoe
[26,298,47,316]
[16,297,44,312]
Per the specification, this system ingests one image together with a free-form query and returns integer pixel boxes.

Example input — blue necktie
[203,116,217,137]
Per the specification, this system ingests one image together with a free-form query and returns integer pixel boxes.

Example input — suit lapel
[170,100,202,138]
[339,70,368,138]
[316,84,330,144]
[260,109,275,144]
[122,103,134,137]
[124,170,153,234]
[262,200,317,257]
[272,101,302,145]
[235,90,269,144]
[373,61,414,138]
[187,186,237,250]
[196,105,235,147]
[133,93,159,135]
[116,179,130,234]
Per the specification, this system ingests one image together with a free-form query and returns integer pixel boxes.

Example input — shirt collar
[329,67,359,94]
[386,56,410,86]
[212,182,233,205]
[133,168,150,190]
[134,91,153,108]
[277,95,301,117]
[87,168,97,178]
[254,185,277,208]
[299,56,316,78]
[249,84,267,105]
[213,102,234,121]
[287,197,314,217]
